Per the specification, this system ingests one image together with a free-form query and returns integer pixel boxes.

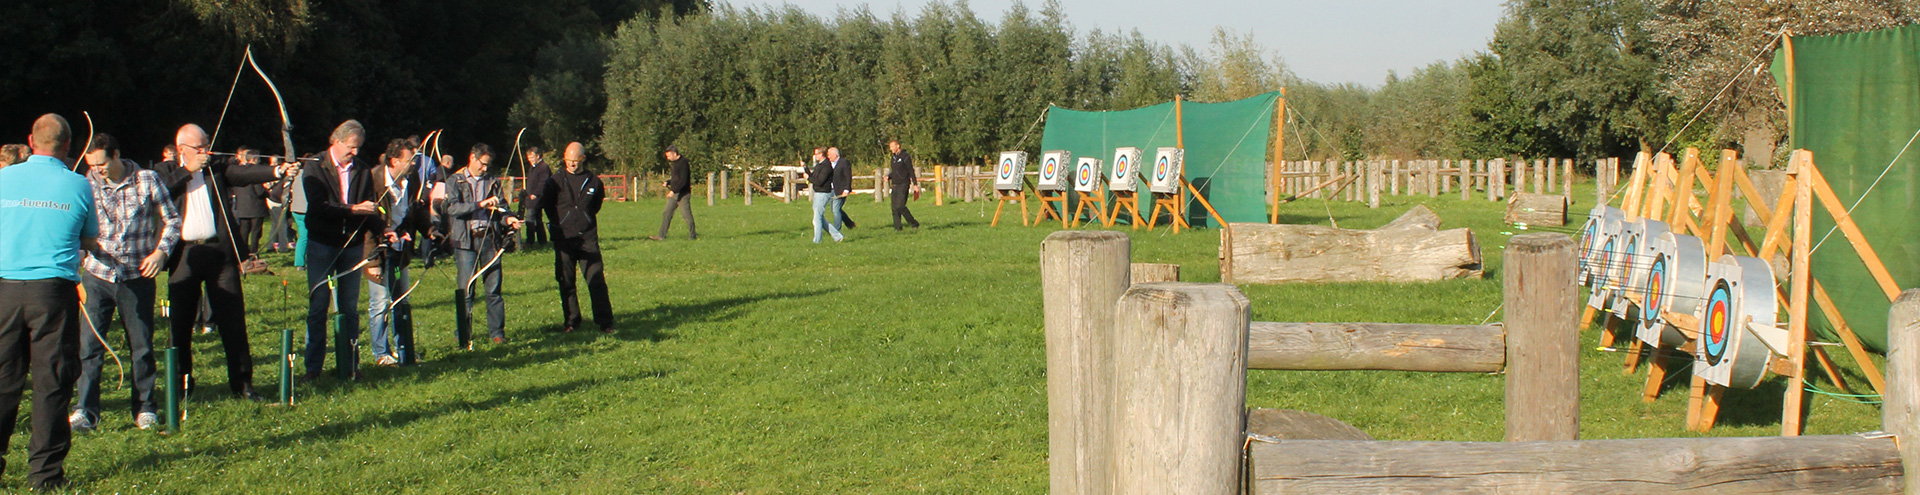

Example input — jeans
[76,273,158,419]
[456,244,507,340]
[0,279,80,485]
[658,193,697,239]
[304,242,363,375]
[812,192,844,243]
[365,259,409,360]
[831,196,849,231]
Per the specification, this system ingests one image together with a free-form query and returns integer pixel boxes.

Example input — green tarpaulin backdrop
[1038,92,1278,227]
[1773,25,1920,352]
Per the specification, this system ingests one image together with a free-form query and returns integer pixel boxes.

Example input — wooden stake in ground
[1041,231,1130,495]
[1886,289,1920,494]
[1505,233,1579,442]
[1112,282,1249,495]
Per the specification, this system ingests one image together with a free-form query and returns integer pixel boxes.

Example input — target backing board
[994,151,1028,191]
[1149,147,1184,194]
[1037,151,1071,191]
[1584,215,1626,311]
[1073,157,1102,193]
[1694,256,1780,389]
[1609,220,1648,319]
[1636,227,1705,348]
[1578,206,1624,287]
[1110,147,1142,192]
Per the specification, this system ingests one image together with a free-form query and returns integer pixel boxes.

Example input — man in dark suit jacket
[540,142,611,334]
[649,146,696,241]
[829,147,856,230]
[300,120,382,381]
[519,147,551,248]
[151,124,287,399]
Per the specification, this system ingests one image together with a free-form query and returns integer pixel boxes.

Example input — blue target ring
[1077,161,1094,187]
[1645,255,1667,315]
[1155,156,1170,181]
[1598,239,1616,287]
[999,158,1015,180]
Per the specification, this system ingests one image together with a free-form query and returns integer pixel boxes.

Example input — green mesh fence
[1771,26,1920,352]
[1038,92,1278,227]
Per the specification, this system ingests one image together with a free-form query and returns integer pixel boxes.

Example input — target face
[1598,239,1616,287]
[1037,151,1071,191]
[999,159,1015,180]
[1074,158,1099,192]
[1154,156,1170,181]
[994,151,1027,191]
[1042,157,1059,180]
[1645,255,1667,318]
[1149,147,1183,193]
[1703,279,1733,365]
[1110,148,1141,192]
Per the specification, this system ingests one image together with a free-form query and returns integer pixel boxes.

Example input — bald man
[151,123,286,400]
[537,143,612,333]
[0,114,97,489]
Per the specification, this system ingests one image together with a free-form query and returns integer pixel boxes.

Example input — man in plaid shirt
[67,134,180,433]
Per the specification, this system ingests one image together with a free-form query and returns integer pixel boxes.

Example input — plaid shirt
[84,162,181,283]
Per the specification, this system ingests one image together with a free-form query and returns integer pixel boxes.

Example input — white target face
[1635,224,1704,349]
[1110,147,1141,192]
[1037,151,1071,191]
[1074,157,1100,192]
[1693,256,1780,389]
[994,151,1027,191]
[1149,147,1183,194]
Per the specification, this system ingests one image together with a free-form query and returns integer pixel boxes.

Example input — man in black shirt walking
[649,146,696,241]
[886,140,921,231]
[538,142,612,333]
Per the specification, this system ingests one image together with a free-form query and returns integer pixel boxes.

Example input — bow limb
[72,111,94,172]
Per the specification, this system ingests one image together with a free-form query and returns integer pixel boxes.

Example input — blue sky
[720,0,1509,87]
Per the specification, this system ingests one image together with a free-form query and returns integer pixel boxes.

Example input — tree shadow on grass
[525,288,839,344]
[110,369,673,478]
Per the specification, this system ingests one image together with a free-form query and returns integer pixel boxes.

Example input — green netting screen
[1771,25,1920,352]
[1038,92,1278,227]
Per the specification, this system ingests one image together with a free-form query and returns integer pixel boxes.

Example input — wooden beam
[1247,322,1503,372]
[1786,151,1815,436]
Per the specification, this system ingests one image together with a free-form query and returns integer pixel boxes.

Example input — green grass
[19,182,1884,493]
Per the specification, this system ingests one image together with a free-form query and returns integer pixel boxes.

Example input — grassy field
[21,181,1883,493]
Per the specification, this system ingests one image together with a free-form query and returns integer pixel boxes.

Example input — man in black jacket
[230,147,271,254]
[649,146,696,241]
[886,140,921,231]
[300,120,381,380]
[448,144,521,345]
[539,142,612,333]
[829,147,856,230]
[152,124,289,399]
[519,147,551,248]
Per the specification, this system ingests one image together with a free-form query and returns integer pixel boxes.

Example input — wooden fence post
[1428,160,1440,197]
[1491,159,1505,201]
[1534,159,1546,194]
[706,172,715,206]
[1459,158,1470,201]
[783,171,795,204]
[874,168,885,203]
[1113,282,1250,495]
[1042,231,1131,495]
[720,170,728,199]
[1562,158,1573,200]
[1547,158,1558,193]
[743,170,753,205]
[1504,233,1580,442]
[1390,160,1400,196]
[1886,289,1920,494]
[1595,159,1609,207]
[1368,161,1381,208]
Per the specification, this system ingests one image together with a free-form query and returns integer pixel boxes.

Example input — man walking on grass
[70,134,179,434]
[808,147,842,243]
[649,145,696,241]
[886,140,921,231]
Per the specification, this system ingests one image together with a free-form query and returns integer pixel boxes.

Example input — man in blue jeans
[365,139,427,366]
[828,147,854,239]
[301,120,381,381]
[0,114,98,490]
[808,148,841,243]
[70,134,180,433]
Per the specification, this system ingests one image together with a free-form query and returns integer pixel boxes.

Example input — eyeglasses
[176,142,208,153]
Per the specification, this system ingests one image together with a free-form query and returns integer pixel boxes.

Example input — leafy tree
[1490,0,1672,159]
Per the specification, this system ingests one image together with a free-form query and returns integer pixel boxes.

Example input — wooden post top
[1507,233,1574,254]
[1044,230,1128,244]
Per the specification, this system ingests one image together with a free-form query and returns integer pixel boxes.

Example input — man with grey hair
[152,123,288,400]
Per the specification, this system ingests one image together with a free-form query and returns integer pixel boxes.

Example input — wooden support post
[719,171,728,199]
[1367,161,1381,208]
[1595,159,1609,207]
[874,168,884,203]
[1112,282,1249,495]
[1505,233,1579,442]
[1784,153,1814,436]
[1493,158,1507,200]
[1533,159,1545,194]
[1041,231,1130,495]
[1547,157,1557,193]
[1886,289,1920,494]
[1459,159,1470,200]
[1512,159,1525,196]
[783,171,795,203]
[1562,158,1573,200]
[706,172,715,206]
[743,171,753,205]
[1390,160,1400,196]
[1131,262,1178,283]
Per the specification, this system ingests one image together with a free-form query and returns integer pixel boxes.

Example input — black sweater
[809,160,834,193]
[540,166,605,242]
[665,156,691,197]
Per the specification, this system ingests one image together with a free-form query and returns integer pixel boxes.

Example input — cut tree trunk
[1505,192,1567,227]
[1229,205,1482,283]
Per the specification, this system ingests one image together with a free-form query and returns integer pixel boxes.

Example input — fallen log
[1229,205,1481,283]
[1250,436,1902,494]
[1506,192,1568,226]
[1248,321,1503,372]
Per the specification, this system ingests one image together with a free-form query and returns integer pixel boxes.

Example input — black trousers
[167,243,253,394]
[523,215,547,246]
[554,237,612,330]
[657,194,697,239]
[237,217,265,255]
[890,186,919,230]
[0,279,80,485]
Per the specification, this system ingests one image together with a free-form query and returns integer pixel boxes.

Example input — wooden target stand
[1601,148,1898,435]
[1034,188,1070,228]
[990,178,1033,227]
[1071,185,1112,228]
[1145,185,1189,234]
[1108,190,1144,229]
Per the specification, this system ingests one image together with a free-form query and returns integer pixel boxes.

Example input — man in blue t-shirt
[0,114,98,491]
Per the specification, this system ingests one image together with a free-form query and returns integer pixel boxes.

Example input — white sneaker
[135,412,159,430]
[68,411,94,433]
[375,354,399,367]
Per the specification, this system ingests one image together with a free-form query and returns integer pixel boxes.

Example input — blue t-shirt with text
[0,155,98,281]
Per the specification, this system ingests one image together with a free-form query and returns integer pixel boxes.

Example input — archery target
[1110,148,1142,192]
[994,151,1028,191]
[1584,214,1626,311]
[1636,229,1705,348]
[1037,151,1071,191]
[1074,157,1101,192]
[1577,206,1624,287]
[1149,147,1183,194]
[1694,256,1779,389]
[1609,220,1646,319]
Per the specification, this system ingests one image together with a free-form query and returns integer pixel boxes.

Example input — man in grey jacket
[447,144,521,346]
